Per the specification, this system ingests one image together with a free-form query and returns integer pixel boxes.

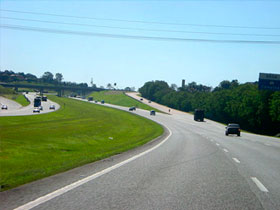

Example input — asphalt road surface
[0,93,60,116]
[1,95,279,210]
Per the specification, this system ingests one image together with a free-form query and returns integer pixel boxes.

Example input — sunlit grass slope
[89,91,162,112]
[0,96,163,191]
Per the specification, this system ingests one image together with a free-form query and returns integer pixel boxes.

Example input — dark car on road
[225,123,241,136]
[101,100,105,104]
[150,110,156,115]
[129,106,136,111]
[194,109,204,122]
[49,105,55,110]
[42,96,47,101]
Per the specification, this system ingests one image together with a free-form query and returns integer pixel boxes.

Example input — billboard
[258,73,280,91]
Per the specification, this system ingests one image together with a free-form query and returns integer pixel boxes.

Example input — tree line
[139,80,280,136]
[0,70,89,88]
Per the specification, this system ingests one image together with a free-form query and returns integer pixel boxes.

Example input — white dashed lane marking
[216,143,220,146]
[251,177,269,192]
[232,158,240,163]
[223,149,229,153]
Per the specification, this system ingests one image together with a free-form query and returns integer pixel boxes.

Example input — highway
[1,94,279,210]
[0,93,60,116]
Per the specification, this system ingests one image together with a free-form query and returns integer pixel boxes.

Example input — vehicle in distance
[49,105,55,110]
[148,100,151,103]
[42,96,47,101]
[140,98,143,101]
[194,109,204,122]
[95,100,98,103]
[101,100,105,104]
[34,97,41,107]
[1,104,8,110]
[33,107,40,113]
[88,96,93,101]
[39,106,43,111]
[225,123,241,136]
[150,110,156,115]
[129,106,136,111]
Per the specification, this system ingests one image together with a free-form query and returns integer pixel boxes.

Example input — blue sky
[1,0,280,89]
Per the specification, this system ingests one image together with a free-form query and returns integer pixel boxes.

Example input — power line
[1,9,280,30]
[1,16,280,37]
[1,24,280,44]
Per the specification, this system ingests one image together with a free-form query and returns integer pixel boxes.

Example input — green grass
[1,85,30,106]
[0,85,14,95]
[14,95,30,106]
[0,96,163,191]
[89,91,163,113]
[1,94,30,106]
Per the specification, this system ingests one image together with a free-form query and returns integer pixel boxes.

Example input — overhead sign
[259,73,280,91]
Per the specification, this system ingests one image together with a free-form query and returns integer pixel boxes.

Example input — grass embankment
[89,91,162,113]
[0,85,30,106]
[2,94,30,106]
[0,96,163,191]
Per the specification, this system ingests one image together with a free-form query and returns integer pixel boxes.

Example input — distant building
[182,79,185,88]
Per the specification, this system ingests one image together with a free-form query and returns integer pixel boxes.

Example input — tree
[41,72,54,83]
[107,83,113,89]
[269,92,280,122]
[170,83,178,91]
[55,73,63,83]
[25,73,37,82]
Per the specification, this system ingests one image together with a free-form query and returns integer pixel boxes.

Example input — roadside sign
[259,73,280,91]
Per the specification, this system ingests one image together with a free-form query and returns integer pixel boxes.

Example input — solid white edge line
[232,158,240,163]
[251,177,269,192]
[223,149,229,153]
[14,126,172,210]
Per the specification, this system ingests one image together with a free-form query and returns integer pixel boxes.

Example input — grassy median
[89,91,162,112]
[1,94,30,106]
[0,96,163,191]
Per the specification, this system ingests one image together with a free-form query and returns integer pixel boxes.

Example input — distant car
[49,105,55,110]
[101,100,105,104]
[1,104,8,110]
[39,106,43,111]
[225,124,241,136]
[140,98,143,101]
[194,109,204,122]
[150,110,156,115]
[148,100,151,103]
[95,100,98,103]
[129,107,136,111]
[33,107,40,113]
[42,96,47,101]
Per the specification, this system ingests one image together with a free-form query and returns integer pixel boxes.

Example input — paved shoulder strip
[14,127,172,210]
